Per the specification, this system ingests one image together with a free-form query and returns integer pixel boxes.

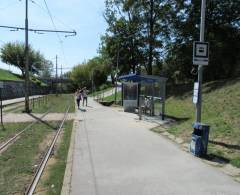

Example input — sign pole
[196,0,206,123]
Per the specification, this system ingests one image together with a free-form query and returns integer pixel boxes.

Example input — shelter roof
[119,74,167,83]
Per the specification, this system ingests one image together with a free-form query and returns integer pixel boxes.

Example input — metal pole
[115,42,119,104]
[25,0,30,113]
[61,64,63,94]
[55,55,58,96]
[0,89,3,126]
[196,0,206,123]
[91,70,95,99]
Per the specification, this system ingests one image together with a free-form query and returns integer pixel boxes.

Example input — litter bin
[190,123,210,156]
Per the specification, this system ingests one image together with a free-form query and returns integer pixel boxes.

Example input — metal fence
[0,80,50,100]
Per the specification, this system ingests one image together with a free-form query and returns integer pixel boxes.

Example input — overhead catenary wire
[30,0,75,32]
[0,25,76,35]
[42,0,69,66]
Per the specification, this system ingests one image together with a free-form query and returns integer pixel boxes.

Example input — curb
[61,107,78,195]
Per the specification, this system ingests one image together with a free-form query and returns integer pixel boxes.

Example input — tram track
[0,109,51,153]
[25,105,70,195]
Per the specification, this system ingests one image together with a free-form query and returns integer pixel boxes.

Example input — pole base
[22,109,32,113]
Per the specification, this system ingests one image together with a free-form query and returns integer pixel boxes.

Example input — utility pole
[55,55,58,96]
[24,0,30,113]
[61,64,63,94]
[91,70,94,94]
[196,0,206,122]
[114,42,120,104]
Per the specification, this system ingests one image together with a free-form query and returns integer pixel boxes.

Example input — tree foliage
[70,56,109,90]
[0,42,51,77]
[101,0,240,82]
[38,60,53,78]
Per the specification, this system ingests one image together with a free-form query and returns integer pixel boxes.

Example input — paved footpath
[2,95,42,106]
[67,98,240,195]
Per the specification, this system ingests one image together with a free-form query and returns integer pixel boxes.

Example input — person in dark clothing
[75,89,82,109]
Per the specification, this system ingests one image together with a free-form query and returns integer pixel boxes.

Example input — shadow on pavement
[79,108,87,112]
[203,153,230,165]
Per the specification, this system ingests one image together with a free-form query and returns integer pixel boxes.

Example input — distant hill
[0,69,22,81]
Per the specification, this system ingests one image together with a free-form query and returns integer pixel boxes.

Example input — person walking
[82,87,88,106]
[75,89,82,109]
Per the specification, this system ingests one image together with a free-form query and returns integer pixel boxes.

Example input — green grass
[0,122,30,142]
[43,120,73,195]
[30,94,75,113]
[0,121,59,194]
[0,69,22,81]
[102,91,121,102]
[154,78,240,167]
[90,86,114,97]
[231,158,240,168]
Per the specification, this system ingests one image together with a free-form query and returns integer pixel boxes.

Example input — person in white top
[82,87,88,106]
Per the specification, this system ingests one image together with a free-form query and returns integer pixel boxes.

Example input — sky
[0,0,107,75]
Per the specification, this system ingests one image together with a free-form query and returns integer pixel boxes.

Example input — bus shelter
[119,74,167,120]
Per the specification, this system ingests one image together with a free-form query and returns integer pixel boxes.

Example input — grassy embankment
[153,78,240,168]
[90,86,114,98]
[0,68,47,86]
[102,91,121,102]
[0,69,22,81]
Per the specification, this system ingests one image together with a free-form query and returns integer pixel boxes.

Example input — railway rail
[0,109,51,153]
[25,105,70,195]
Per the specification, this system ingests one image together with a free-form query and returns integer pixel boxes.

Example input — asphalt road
[69,98,240,195]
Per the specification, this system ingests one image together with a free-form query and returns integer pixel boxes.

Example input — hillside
[162,78,240,167]
[0,69,22,81]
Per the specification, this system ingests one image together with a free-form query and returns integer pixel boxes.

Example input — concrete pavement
[66,98,240,195]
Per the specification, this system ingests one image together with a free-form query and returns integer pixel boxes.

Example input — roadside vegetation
[90,84,113,97]
[102,91,121,103]
[12,94,76,113]
[153,78,240,168]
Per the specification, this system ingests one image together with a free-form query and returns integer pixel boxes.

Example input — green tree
[70,56,109,90]
[101,0,144,75]
[0,42,47,76]
[163,0,240,82]
[101,0,171,75]
[102,0,240,82]
[38,60,53,78]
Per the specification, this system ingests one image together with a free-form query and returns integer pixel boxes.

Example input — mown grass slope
[162,78,240,167]
[0,68,22,81]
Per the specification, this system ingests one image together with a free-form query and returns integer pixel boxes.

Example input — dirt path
[2,113,75,123]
